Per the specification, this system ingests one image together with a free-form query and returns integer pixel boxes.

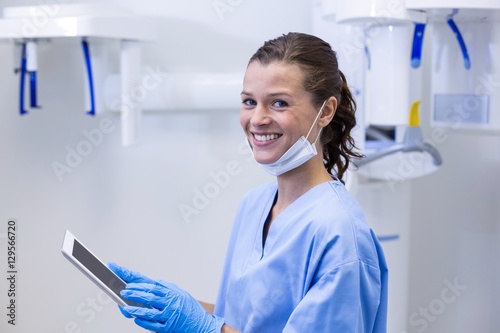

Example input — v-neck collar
[257,180,337,260]
[262,190,278,248]
[243,179,340,272]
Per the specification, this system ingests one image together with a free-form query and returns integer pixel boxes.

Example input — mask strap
[306,100,327,143]
[312,127,323,145]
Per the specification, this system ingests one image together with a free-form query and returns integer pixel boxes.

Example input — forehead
[243,61,306,94]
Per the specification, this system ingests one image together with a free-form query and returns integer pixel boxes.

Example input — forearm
[198,301,215,314]
[221,324,240,333]
[197,301,239,333]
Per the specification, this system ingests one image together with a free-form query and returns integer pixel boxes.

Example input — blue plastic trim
[29,71,40,108]
[377,234,400,242]
[411,23,426,68]
[19,43,28,115]
[364,44,371,70]
[81,39,96,116]
[447,11,471,69]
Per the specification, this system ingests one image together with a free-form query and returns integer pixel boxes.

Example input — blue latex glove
[109,262,156,318]
[109,262,225,333]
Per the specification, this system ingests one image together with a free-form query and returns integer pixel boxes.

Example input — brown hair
[248,32,361,182]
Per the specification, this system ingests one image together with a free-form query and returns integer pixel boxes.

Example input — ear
[318,96,337,127]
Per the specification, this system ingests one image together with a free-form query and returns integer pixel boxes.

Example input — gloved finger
[121,289,171,309]
[126,282,168,297]
[134,317,170,333]
[133,283,204,313]
[158,280,184,293]
[136,281,188,302]
[117,304,133,318]
[108,262,156,284]
[123,305,163,322]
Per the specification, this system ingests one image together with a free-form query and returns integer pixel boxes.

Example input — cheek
[239,111,249,131]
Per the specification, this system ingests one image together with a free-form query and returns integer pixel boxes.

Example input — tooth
[254,134,280,141]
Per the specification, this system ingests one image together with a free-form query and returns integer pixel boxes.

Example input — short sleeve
[283,259,384,333]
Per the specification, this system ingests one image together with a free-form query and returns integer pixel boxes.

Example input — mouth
[253,133,282,142]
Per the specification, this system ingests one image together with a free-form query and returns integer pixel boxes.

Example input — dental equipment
[356,101,443,168]
[410,9,470,70]
[1,3,156,145]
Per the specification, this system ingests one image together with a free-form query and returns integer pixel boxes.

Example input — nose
[249,104,271,127]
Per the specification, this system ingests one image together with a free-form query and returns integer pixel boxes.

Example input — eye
[272,100,288,108]
[242,98,256,106]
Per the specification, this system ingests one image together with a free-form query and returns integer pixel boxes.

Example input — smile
[253,133,282,142]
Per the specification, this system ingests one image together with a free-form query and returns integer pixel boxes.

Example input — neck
[274,155,332,210]
[263,155,331,242]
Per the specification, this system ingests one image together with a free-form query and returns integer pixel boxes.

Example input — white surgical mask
[250,100,327,176]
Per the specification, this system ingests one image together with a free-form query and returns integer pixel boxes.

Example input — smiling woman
[109,32,388,333]
[212,32,388,333]
[242,32,362,181]
[240,61,330,176]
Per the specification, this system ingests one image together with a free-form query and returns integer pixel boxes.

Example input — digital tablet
[61,230,139,307]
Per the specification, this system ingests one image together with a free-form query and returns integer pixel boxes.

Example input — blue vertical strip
[447,9,471,70]
[363,27,371,70]
[29,71,40,108]
[364,44,371,70]
[81,39,96,116]
[447,18,471,69]
[411,23,426,68]
[19,43,28,115]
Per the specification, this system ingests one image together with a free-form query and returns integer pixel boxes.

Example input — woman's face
[240,61,322,165]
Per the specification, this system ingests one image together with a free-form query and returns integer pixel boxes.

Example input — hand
[109,262,157,319]
[109,263,224,333]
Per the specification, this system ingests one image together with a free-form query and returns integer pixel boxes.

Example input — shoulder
[237,181,277,209]
[305,181,381,268]
[241,181,276,200]
[305,180,365,229]
[230,181,276,230]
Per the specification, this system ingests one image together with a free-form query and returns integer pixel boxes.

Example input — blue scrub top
[214,180,388,332]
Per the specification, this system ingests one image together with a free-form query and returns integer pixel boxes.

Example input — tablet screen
[62,230,146,308]
[72,239,127,300]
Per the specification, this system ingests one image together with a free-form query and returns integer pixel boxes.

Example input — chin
[254,154,277,165]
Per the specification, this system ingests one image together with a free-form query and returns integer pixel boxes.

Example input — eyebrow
[240,91,293,98]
